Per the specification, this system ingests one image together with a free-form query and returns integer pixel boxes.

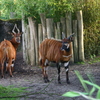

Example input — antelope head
[8,24,22,43]
[61,32,75,51]
[62,32,75,43]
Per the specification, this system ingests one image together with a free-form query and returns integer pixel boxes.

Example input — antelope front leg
[64,61,70,84]
[57,63,61,84]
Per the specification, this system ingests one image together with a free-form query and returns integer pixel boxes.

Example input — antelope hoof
[5,71,8,74]
[58,81,61,84]
[67,80,70,84]
[1,76,4,78]
[44,78,50,83]
[10,75,13,77]
[44,79,50,83]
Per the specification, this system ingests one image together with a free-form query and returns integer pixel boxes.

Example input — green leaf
[96,90,100,99]
[62,91,81,97]
[83,80,100,90]
[89,87,96,96]
[75,70,89,93]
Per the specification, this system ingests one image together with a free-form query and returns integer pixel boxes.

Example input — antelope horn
[12,24,16,34]
[62,32,65,39]
[15,24,20,33]
[68,33,75,38]
[72,33,75,36]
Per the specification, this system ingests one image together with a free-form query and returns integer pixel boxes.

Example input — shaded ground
[0,52,100,100]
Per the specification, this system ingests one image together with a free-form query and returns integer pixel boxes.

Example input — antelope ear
[72,33,75,36]
[20,32,23,35]
[62,32,65,39]
[8,32,14,37]
[8,32,11,34]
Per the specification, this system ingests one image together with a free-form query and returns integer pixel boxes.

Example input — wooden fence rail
[22,10,84,66]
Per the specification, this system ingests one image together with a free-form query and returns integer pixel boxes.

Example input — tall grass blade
[75,70,89,93]
[96,90,100,99]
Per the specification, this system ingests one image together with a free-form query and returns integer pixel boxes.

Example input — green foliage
[0,0,73,20]
[84,25,100,58]
[62,91,88,98]
[0,85,27,100]
[62,71,100,100]
[0,0,100,58]
[88,56,100,64]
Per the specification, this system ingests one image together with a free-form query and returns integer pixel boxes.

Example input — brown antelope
[8,24,22,50]
[0,39,16,77]
[39,33,74,84]
[0,41,7,78]
[6,24,22,75]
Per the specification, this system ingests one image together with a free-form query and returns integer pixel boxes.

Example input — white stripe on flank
[63,55,72,58]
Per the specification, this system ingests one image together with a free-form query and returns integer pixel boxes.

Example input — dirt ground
[0,52,100,100]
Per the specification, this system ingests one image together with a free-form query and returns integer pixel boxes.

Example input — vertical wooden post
[54,23,57,39]
[32,20,39,65]
[22,14,26,61]
[26,25,30,64]
[28,17,36,65]
[76,10,84,62]
[66,12,74,62]
[24,26,27,63]
[55,22,61,39]
[73,20,78,62]
[60,17,66,37]
[46,18,54,38]
[57,22,61,39]
[38,24,43,45]
[66,12,72,37]
[40,13,47,40]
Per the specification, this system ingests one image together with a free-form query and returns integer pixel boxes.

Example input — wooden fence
[22,10,84,66]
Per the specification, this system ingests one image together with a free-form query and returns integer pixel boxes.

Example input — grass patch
[87,56,100,64]
[0,85,28,100]
[76,56,100,65]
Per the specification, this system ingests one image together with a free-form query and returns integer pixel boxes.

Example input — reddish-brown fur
[0,24,22,78]
[0,41,7,77]
[6,24,22,74]
[0,39,16,77]
[39,39,72,62]
[39,34,74,83]
[9,33,21,50]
